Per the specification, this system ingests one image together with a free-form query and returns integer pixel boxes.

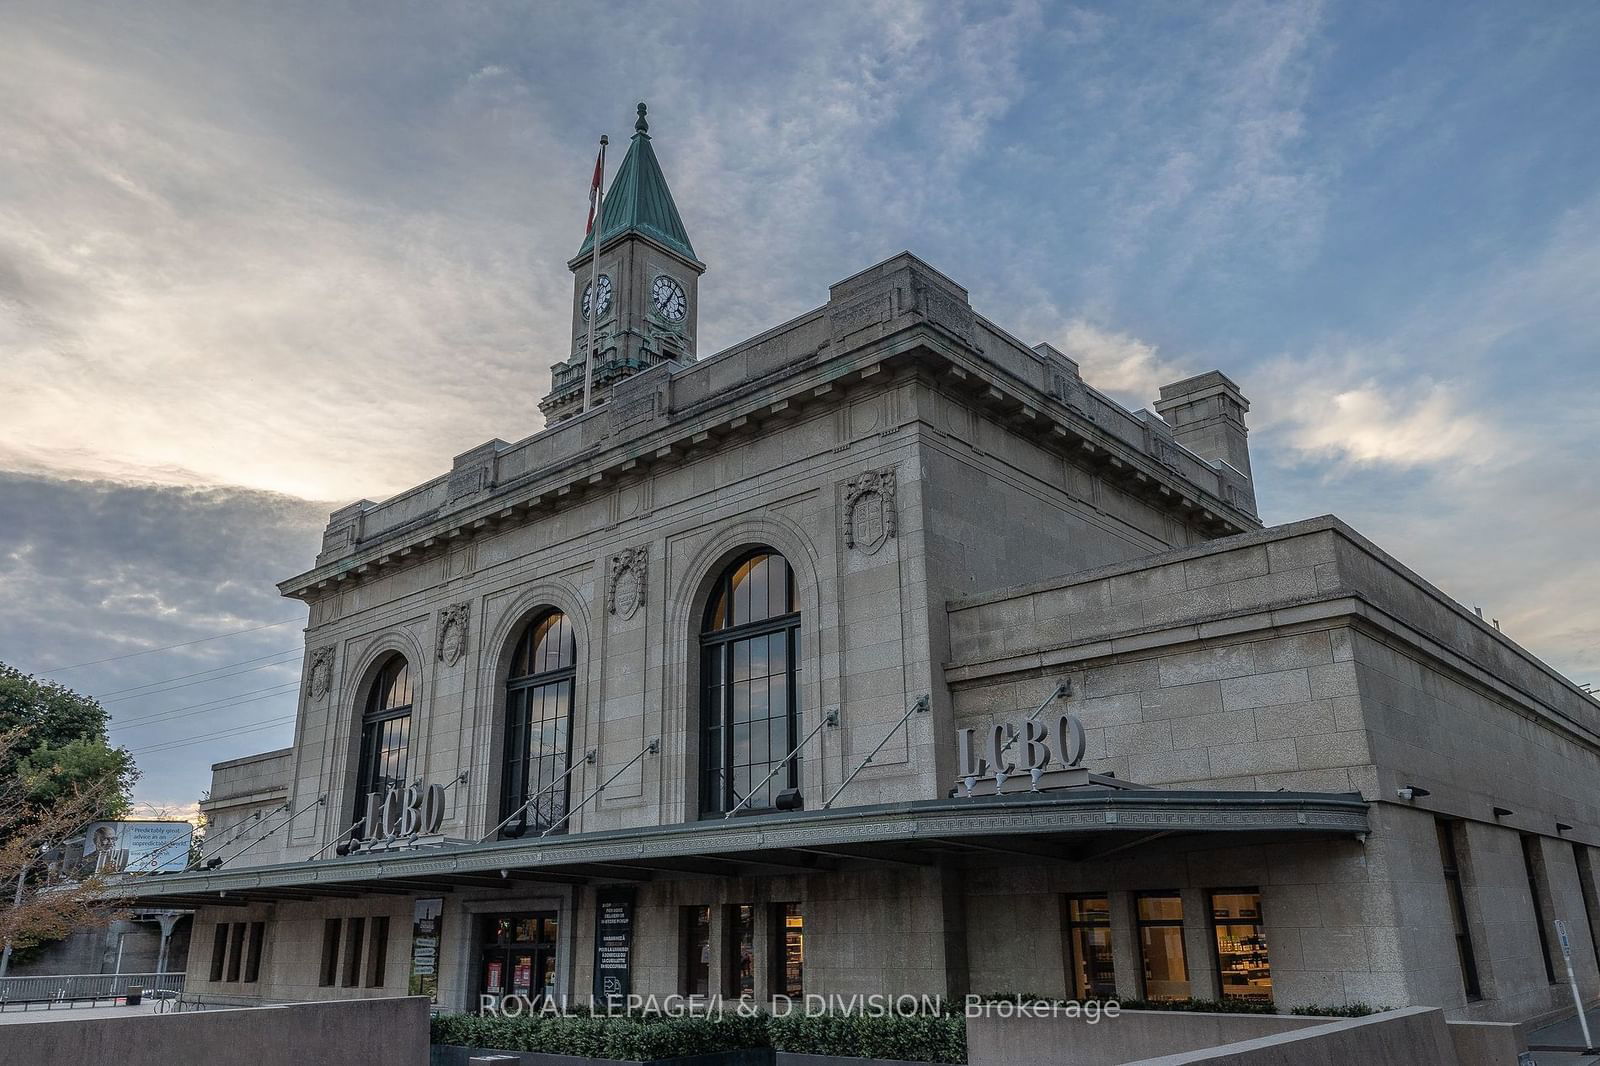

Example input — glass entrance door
[478,911,559,1008]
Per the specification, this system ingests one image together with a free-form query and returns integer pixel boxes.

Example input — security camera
[1396,784,1431,801]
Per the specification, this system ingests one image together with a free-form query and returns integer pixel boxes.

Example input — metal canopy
[105,789,1368,907]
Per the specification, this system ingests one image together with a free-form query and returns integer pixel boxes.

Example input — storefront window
[479,911,559,1008]
[1209,890,1270,1002]
[777,902,804,999]
[1065,895,1116,1000]
[1135,893,1190,1001]
[727,905,756,999]
[682,906,712,997]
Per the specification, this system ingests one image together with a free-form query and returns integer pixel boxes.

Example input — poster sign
[83,820,193,874]
[593,887,636,1003]
[408,897,445,1002]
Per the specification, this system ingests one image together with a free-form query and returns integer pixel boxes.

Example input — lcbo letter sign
[359,782,447,842]
[956,712,1087,793]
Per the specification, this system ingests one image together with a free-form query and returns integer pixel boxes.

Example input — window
[500,612,576,837]
[776,903,804,999]
[368,916,390,987]
[319,918,342,987]
[700,551,800,816]
[209,924,228,982]
[343,916,366,988]
[681,906,712,997]
[1436,819,1481,1000]
[354,656,413,822]
[211,922,265,984]
[1522,835,1557,983]
[225,922,246,983]
[1210,890,1271,1003]
[1064,895,1116,1000]
[244,922,266,983]
[1575,844,1600,970]
[727,905,755,999]
[1135,893,1190,1001]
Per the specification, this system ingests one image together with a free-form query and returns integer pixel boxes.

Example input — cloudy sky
[2,1,1597,814]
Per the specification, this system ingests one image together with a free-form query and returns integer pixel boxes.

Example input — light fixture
[1492,806,1514,819]
[1558,822,1575,833]
[1396,785,1431,801]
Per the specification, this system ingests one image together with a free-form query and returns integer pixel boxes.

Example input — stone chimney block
[1154,371,1255,512]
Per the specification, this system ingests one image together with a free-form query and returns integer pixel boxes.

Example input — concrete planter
[433,1048,952,1066]
[774,1054,957,1066]
[431,1046,774,1066]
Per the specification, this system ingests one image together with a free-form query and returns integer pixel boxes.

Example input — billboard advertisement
[83,820,193,874]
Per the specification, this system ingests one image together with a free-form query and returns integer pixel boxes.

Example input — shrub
[768,1012,966,1064]
[431,1011,768,1059]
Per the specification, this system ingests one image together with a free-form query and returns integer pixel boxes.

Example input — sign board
[593,887,636,1003]
[83,820,193,874]
[407,897,445,1002]
[357,783,447,844]
[955,712,1088,795]
[1556,918,1573,961]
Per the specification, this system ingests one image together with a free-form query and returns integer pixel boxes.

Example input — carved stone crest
[609,547,648,620]
[437,603,470,666]
[306,646,335,702]
[844,468,898,554]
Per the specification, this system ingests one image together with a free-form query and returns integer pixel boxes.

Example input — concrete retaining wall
[1446,1020,1527,1066]
[966,1009,1327,1066]
[3,995,430,1066]
[1121,1007,1457,1065]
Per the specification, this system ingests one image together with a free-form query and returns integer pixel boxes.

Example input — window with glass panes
[500,611,576,837]
[1135,893,1191,1001]
[1209,890,1271,1002]
[354,656,412,822]
[1064,895,1116,1000]
[700,552,799,816]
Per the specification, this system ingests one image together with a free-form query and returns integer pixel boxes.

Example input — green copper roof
[575,103,698,263]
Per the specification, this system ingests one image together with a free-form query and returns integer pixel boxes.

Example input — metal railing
[0,971,184,1008]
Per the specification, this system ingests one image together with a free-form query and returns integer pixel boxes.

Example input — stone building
[116,104,1600,1027]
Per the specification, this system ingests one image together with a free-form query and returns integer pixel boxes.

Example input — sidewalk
[0,1000,162,1024]
[1533,1010,1600,1060]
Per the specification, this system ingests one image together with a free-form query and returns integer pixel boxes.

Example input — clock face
[582,274,612,320]
[650,274,687,323]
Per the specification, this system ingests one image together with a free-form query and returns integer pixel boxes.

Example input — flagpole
[582,134,608,414]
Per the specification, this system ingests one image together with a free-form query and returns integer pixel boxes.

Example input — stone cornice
[281,256,1259,603]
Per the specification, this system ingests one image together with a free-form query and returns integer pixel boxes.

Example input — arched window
[700,551,799,816]
[500,611,576,837]
[354,654,412,819]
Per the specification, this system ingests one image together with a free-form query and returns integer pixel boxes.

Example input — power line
[109,684,301,731]
[95,650,303,701]
[37,618,303,673]
[127,716,297,756]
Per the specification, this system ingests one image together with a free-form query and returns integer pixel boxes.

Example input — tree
[0,663,140,976]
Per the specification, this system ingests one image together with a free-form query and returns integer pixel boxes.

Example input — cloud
[0,471,322,808]
[1050,319,1190,405]
[1256,367,1509,469]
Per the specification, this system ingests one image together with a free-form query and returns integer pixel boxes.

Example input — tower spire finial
[635,101,649,135]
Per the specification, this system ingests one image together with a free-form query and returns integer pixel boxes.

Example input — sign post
[408,898,445,1004]
[593,887,636,1007]
[1555,918,1594,1051]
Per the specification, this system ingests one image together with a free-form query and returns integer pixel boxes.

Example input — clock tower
[540,102,705,424]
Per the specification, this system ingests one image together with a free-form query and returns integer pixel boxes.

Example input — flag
[586,141,607,234]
